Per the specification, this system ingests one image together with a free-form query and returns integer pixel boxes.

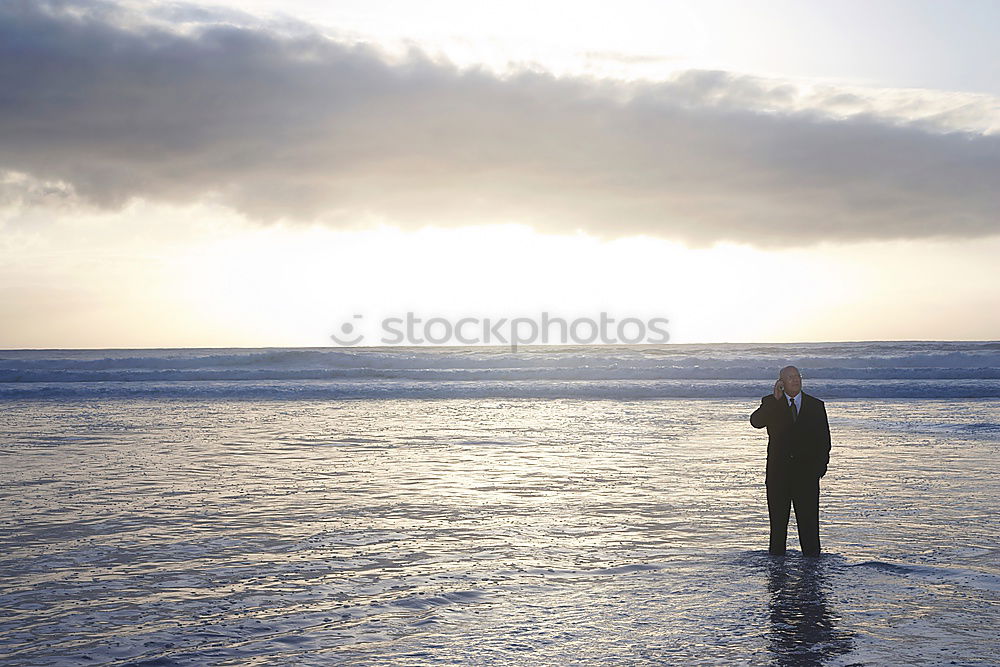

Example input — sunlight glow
[2,197,997,348]
[174,218,865,346]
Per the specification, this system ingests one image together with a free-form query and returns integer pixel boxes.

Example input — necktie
[789,398,798,422]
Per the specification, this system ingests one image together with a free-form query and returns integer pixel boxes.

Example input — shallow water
[1,397,998,665]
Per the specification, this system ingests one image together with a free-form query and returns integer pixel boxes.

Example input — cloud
[1,0,999,246]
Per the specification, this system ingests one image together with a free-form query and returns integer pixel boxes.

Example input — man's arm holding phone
[750,378,785,429]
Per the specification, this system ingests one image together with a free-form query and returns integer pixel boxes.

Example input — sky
[1,0,998,348]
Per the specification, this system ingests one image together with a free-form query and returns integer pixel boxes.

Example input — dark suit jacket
[750,392,831,484]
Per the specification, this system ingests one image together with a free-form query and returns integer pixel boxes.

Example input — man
[750,366,831,556]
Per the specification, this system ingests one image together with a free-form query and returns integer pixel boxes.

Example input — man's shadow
[764,555,854,667]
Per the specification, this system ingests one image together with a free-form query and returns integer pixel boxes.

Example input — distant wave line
[2,378,999,400]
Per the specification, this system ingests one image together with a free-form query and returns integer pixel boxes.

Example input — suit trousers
[767,475,820,556]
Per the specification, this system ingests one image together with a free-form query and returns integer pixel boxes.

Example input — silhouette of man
[750,366,831,556]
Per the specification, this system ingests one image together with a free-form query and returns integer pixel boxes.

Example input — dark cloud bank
[1,0,998,246]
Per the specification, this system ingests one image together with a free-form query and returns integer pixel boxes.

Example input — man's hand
[773,379,784,400]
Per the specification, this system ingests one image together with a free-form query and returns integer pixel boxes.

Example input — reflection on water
[765,555,854,667]
[0,397,997,665]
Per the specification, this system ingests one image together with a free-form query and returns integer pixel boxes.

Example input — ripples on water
[1,398,998,665]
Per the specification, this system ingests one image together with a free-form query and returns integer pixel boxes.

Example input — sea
[1,341,998,665]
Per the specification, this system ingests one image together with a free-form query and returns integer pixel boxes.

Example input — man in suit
[750,366,831,556]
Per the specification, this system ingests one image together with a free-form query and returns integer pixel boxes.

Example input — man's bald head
[780,366,802,397]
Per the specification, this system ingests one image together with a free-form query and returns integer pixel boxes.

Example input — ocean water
[1,342,998,665]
